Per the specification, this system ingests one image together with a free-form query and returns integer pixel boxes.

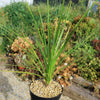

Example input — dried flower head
[11,37,33,53]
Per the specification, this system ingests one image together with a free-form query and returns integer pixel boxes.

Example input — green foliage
[97,2,100,19]
[72,16,97,41]
[73,43,97,64]
[0,26,9,52]
[4,2,33,26]
[0,3,35,53]
[95,18,100,39]
[72,42,99,81]
[78,0,88,6]
[0,37,6,54]
[66,0,87,21]
[34,0,63,6]
[33,1,87,22]
[0,23,18,51]
[79,57,100,82]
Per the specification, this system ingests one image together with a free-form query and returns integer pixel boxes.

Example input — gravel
[30,80,62,98]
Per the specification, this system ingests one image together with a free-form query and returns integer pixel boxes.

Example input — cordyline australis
[0,0,98,85]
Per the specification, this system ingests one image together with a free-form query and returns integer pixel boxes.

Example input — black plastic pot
[30,81,63,100]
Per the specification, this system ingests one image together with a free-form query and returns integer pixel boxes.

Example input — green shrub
[79,57,100,82]
[72,43,99,81]
[97,2,100,19]
[72,16,97,42]
[0,24,16,52]
[4,2,33,26]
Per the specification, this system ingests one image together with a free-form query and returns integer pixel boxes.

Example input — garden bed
[0,1,100,100]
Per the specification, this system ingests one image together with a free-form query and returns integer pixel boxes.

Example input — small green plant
[72,42,100,81]
[79,57,100,82]
[0,0,98,85]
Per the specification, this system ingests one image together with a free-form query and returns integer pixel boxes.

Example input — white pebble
[64,63,68,66]
[70,76,73,80]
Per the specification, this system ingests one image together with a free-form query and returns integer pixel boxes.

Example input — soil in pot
[30,79,63,99]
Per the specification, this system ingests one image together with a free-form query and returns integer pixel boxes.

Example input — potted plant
[0,0,98,100]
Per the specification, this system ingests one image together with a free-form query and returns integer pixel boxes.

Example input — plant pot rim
[29,79,63,99]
